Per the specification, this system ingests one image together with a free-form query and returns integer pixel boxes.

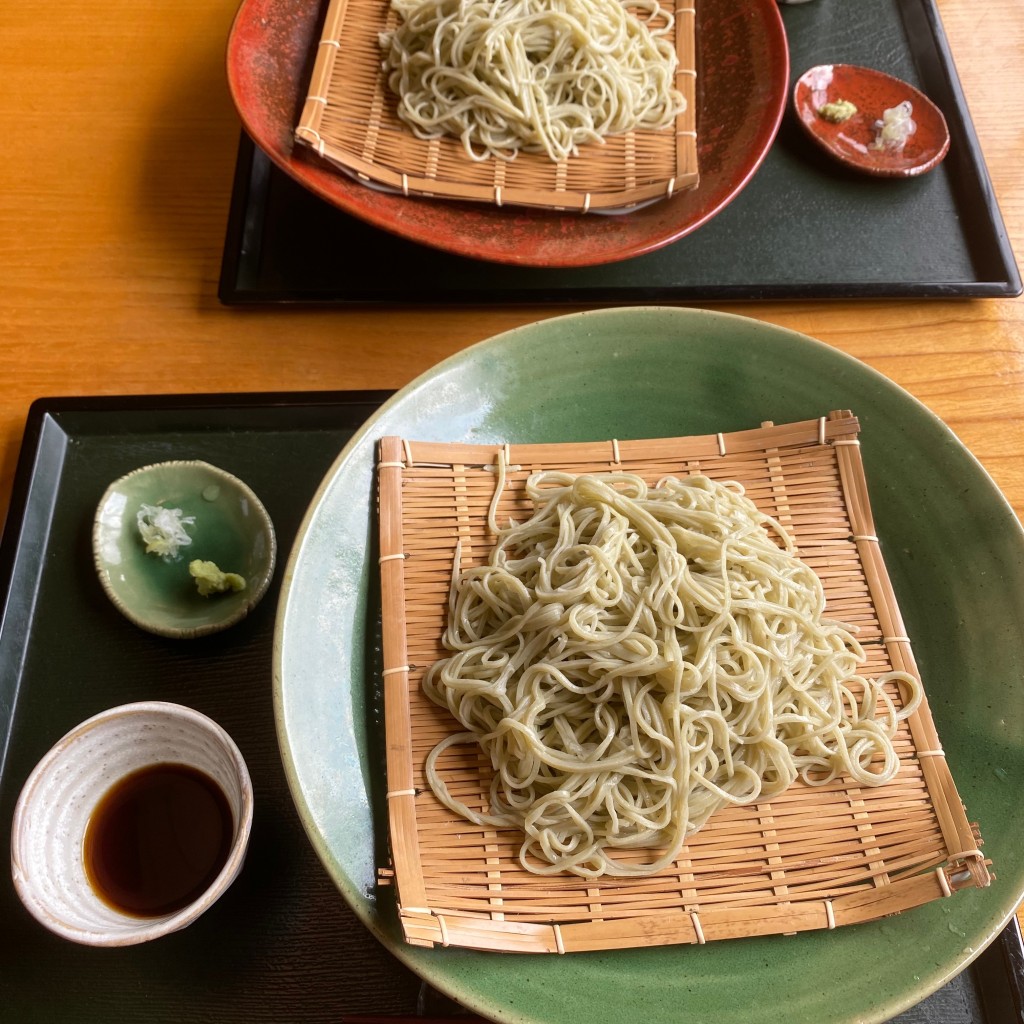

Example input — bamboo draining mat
[295,0,698,211]
[376,412,990,953]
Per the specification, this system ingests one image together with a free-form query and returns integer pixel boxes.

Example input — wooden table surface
[2,0,1023,965]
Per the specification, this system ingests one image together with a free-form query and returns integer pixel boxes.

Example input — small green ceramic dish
[274,308,1024,1024]
[94,460,276,639]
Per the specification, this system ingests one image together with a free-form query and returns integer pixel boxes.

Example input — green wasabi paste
[818,99,858,124]
[189,559,246,597]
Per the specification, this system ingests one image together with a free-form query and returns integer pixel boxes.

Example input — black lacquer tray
[1,393,1022,1023]
[219,0,1020,304]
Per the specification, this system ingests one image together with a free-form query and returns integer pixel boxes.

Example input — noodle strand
[380,0,685,161]
[423,471,922,878]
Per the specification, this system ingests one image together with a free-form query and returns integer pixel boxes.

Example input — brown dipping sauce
[83,763,234,917]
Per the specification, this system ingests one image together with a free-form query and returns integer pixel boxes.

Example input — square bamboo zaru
[295,0,698,211]
[376,412,991,954]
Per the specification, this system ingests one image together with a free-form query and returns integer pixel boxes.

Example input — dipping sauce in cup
[84,762,234,918]
[10,701,253,945]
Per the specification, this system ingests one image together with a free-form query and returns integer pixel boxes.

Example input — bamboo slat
[295,0,698,211]
[375,413,990,953]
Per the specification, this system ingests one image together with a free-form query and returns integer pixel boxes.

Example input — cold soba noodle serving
[379,0,685,161]
[423,467,921,879]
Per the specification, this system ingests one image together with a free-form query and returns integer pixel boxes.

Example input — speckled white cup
[10,701,253,946]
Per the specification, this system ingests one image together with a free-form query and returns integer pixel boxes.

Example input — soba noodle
[379,0,685,162]
[422,469,921,879]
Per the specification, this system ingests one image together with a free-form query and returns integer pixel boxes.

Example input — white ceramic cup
[10,701,253,946]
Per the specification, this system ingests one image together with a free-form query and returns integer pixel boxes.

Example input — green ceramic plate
[273,308,1024,1024]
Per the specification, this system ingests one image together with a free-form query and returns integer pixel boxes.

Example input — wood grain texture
[0,0,1022,936]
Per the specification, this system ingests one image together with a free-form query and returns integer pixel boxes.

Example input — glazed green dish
[273,308,1024,1024]
[94,460,276,639]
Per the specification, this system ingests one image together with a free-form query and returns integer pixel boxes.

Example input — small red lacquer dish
[793,63,950,178]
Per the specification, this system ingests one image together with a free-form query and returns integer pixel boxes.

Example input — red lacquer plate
[793,64,950,178]
[226,0,788,267]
